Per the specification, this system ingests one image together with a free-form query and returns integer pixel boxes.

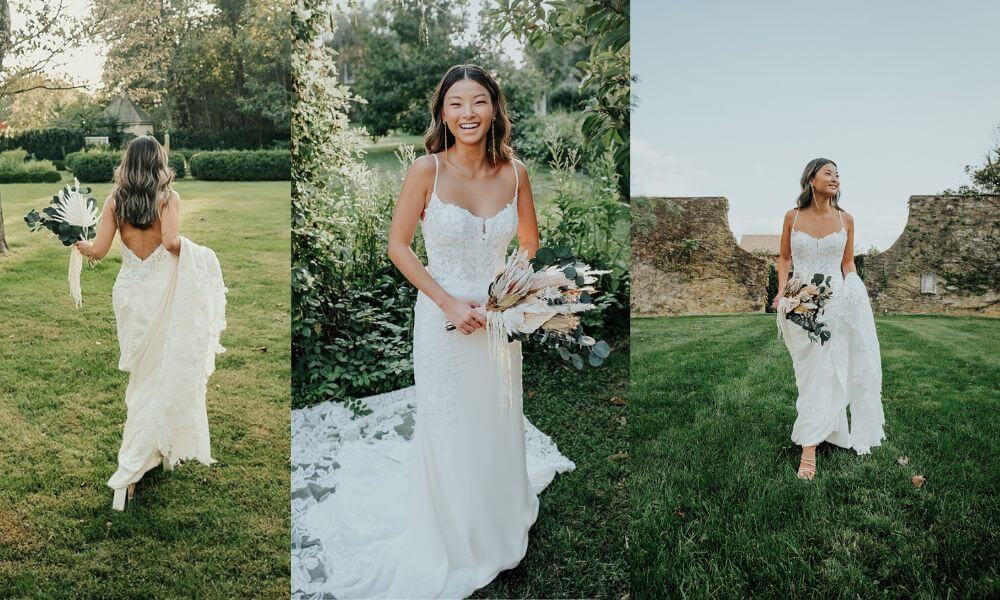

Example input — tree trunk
[0,190,10,256]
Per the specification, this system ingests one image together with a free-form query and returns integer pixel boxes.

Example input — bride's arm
[74,197,118,259]
[160,191,182,255]
[773,209,795,307]
[387,156,486,334]
[513,159,539,258]
[840,211,857,275]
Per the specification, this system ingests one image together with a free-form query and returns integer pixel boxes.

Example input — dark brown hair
[423,64,513,166]
[796,158,841,210]
[112,135,175,228]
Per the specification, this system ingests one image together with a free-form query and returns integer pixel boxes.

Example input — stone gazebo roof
[103,97,154,126]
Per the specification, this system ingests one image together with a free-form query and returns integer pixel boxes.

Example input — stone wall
[864,195,1000,316]
[631,197,768,316]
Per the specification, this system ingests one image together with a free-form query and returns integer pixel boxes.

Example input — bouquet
[24,178,100,308]
[447,245,612,411]
[777,272,834,344]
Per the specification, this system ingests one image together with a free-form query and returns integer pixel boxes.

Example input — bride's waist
[426,270,494,299]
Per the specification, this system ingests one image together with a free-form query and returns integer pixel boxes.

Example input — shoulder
[783,208,798,223]
[160,189,180,209]
[405,153,437,184]
[509,157,529,183]
[839,209,854,225]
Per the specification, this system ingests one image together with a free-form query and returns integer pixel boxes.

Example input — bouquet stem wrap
[486,310,514,418]
[69,245,84,308]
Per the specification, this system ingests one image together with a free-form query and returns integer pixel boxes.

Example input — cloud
[630,137,720,196]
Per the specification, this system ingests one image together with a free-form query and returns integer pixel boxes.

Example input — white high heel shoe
[111,483,137,511]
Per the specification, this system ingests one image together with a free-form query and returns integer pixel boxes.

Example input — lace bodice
[790,209,847,283]
[420,154,519,302]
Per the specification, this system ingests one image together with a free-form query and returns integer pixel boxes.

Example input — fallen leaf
[897,456,909,466]
[675,509,685,519]
[911,475,926,488]
[608,451,629,461]
[617,416,627,426]
[254,346,268,352]
[610,396,626,406]
[527,391,535,399]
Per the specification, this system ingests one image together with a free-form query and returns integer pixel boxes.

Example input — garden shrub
[156,128,289,150]
[189,150,290,180]
[513,111,587,168]
[0,150,62,183]
[70,151,186,183]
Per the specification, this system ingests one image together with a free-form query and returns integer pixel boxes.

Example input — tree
[349,0,478,137]
[92,0,291,135]
[485,0,630,200]
[0,0,90,255]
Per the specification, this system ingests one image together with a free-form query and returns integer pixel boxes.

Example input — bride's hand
[444,298,485,335]
[73,240,93,257]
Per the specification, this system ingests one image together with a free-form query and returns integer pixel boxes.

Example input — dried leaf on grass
[608,451,629,461]
[911,475,926,488]
[897,456,909,466]
[610,396,627,406]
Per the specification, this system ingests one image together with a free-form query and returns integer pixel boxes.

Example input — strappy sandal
[797,456,817,480]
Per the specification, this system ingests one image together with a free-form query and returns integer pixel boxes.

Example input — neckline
[122,243,166,263]
[791,227,845,241]
[429,191,517,222]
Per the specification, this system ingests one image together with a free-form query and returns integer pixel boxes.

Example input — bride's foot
[797,447,817,480]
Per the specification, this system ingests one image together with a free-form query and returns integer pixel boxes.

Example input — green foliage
[535,129,630,339]
[0,150,62,183]
[189,150,289,181]
[514,111,585,167]
[0,128,85,161]
[69,151,186,183]
[349,2,478,137]
[156,129,289,151]
[766,262,779,313]
[487,0,630,199]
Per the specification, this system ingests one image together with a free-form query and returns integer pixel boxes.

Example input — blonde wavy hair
[112,135,175,229]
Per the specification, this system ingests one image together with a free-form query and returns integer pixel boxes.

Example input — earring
[443,121,448,155]
[490,118,496,160]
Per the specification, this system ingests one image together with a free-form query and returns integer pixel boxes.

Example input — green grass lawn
[474,347,629,599]
[630,314,999,599]
[0,179,290,597]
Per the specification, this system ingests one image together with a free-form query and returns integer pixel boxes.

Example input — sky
[632,1,1000,251]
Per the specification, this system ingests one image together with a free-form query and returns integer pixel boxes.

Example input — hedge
[0,150,62,183]
[71,151,186,183]
[0,170,62,183]
[155,129,289,151]
[189,150,290,180]
[0,128,85,162]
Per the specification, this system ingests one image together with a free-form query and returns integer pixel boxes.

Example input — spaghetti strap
[512,159,520,202]
[837,209,844,228]
[791,208,799,228]
[431,154,440,195]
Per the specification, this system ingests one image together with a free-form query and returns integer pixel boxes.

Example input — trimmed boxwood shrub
[0,169,62,183]
[189,150,290,181]
[0,150,62,183]
[69,151,186,183]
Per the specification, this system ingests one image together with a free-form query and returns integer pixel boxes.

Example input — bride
[291,64,575,598]
[774,158,886,479]
[75,136,227,510]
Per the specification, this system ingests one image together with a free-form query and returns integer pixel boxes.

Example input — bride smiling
[295,64,575,599]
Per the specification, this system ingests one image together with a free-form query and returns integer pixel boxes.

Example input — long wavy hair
[112,136,175,229]
[423,64,513,166]
[796,158,841,210]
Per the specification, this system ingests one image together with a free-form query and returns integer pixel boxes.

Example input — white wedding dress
[291,155,575,598]
[108,237,227,508]
[778,209,885,454]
